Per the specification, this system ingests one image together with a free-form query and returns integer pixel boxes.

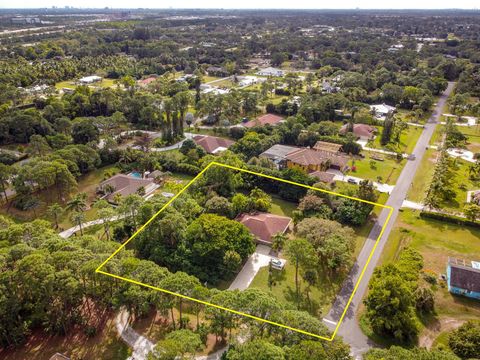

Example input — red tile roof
[243,114,284,128]
[193,135,235,154]
[340,124,377,139]
[138,77,157,86]
[286,148,348,169]
[237,212,291,243]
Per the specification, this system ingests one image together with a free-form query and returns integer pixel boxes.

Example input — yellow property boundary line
[96,161,394,341]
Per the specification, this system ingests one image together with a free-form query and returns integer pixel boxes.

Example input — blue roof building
[447,258,480,301]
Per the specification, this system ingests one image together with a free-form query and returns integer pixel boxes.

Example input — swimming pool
[129,171,142,178]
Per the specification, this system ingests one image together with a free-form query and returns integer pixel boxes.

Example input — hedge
[419,211,480,229]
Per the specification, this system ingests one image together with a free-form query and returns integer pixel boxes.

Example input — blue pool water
[130,172,142,178]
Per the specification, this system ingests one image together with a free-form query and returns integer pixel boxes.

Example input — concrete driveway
[228,245,276,291]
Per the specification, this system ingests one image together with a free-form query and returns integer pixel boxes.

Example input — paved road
[324,82,455,358]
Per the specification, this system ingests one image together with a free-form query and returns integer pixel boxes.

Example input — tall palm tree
[47,203,63,229]
[66,192,88,213]
[71,211,86,236]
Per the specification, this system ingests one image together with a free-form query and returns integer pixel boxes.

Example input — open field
[408,148,438,203]
[367,125,423,154]
[55,78,117,90]
[349,154,404,184]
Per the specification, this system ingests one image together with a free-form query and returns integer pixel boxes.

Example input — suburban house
[137,77,157,87]
[193,135,235,154]
[237,212,292,245]
[243,113,285,128]
[256,67,285,77]
[340,123,377,141]
[310,170,336,184]
[446,258,480,300]
[313,141,343,154]
[207,66,229,77]
[286,148,349,172]
[260,144,298,168]
[78,75,102,85]
[370,103,396,120]
[98,174,159,203]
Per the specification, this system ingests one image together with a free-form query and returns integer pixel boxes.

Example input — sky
[0,0,478,9]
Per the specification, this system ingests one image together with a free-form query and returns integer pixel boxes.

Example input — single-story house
[207,66,229,77]
[78,75,102,84]
[313,141,343,154]
[193,135,235,154]
[256,67,285,77]
[286,148,349,172]
[259,144,298,169]
[137,77,157,87]
[370,103,396,120]
[447,257,480,300]
[237,212,292,245]
[98,174,159,203]
[340,123,377,141]
[309,170,336,184]
[243,114,285,128]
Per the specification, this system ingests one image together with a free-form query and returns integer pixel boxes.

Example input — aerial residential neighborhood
[0,5,479,360]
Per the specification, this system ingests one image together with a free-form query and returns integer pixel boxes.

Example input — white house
[256,67,285,77]
[79,75,102,84]
[370,103,396,120]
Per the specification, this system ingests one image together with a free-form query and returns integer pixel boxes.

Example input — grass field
[270,196,297,217]
[55,78,117,90]
[348,155,404,184]
[408,148,438,203]
[380,209,480,319]
[367,125,423,154]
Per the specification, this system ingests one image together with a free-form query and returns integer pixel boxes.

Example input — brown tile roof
[237,212,291,243]
[313,141,342,153]
[340,124,377,139]
[286,148,348,169]
[243,114,284,128]
[449,258,480,293]
[309,170,336,184]
[193,135,235,154]
[99,174,155,201]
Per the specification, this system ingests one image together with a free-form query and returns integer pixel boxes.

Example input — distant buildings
[206,66,229,77]
[192,135,235,154]
[242,114,285,128]
[11,17,41,25]
[78,75,102,85]
[447,258,480,301]
[137,77,157,87]
[256,67,285,77]
[237,212,292,245]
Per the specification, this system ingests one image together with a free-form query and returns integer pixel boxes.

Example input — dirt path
[418,317,465,349]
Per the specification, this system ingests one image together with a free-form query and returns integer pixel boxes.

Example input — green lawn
[55,78,118,90]
[250,260,344,317]
[380,209,480,320]
[408,148,438,203]
[348,155,404,184]
[438,158,480,211]
[367,125,423,154]
[269,196,297,217]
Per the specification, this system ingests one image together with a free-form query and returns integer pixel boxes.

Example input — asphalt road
[324,82,456,358]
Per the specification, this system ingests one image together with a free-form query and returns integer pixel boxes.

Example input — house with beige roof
[286,148,349,172]
[243,114,285,128]
[98,174,159,203]
[193,135,235,154]
[340,123,377,141]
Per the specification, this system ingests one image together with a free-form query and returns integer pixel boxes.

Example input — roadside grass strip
[96,161,394,341]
